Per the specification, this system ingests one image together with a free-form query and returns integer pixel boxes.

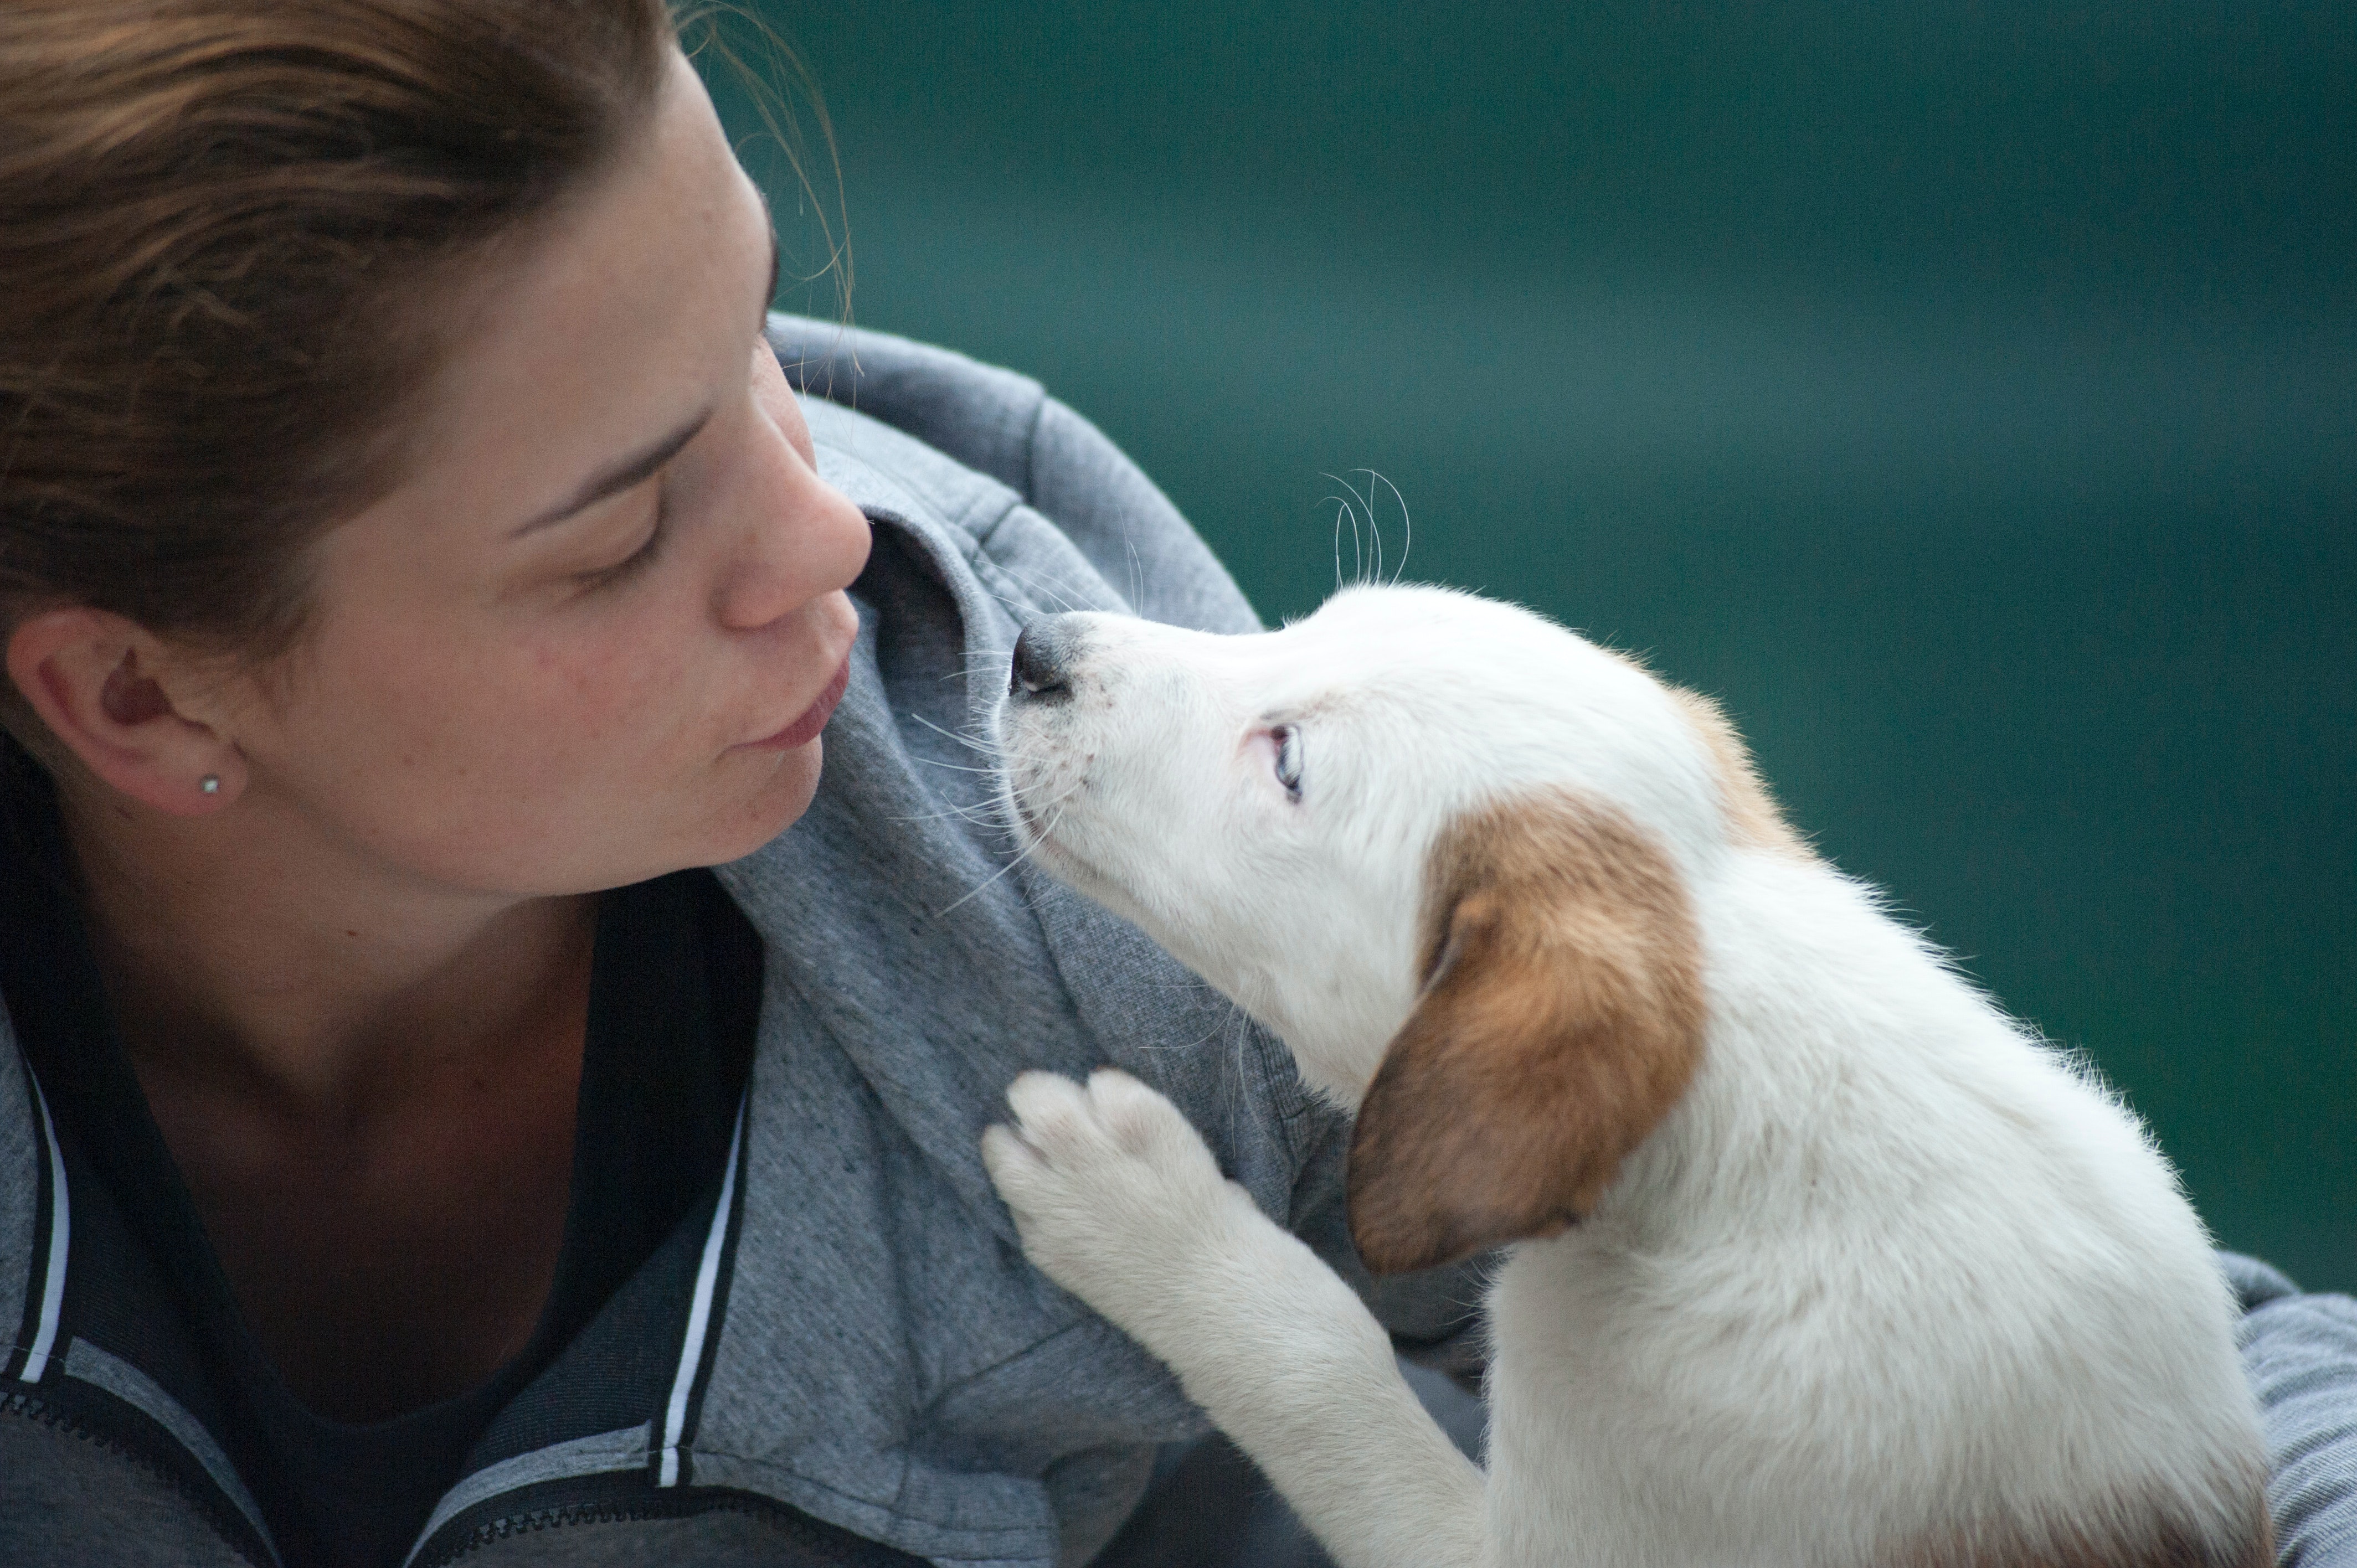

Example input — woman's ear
[4,607,245,814]
[1346,790,1707,1275]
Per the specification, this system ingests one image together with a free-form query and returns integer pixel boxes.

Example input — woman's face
[218,49,871,898]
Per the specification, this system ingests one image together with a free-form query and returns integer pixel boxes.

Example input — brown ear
[1347,790,1707,1274]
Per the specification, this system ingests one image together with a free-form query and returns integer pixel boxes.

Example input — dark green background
[716,3,2355,1288]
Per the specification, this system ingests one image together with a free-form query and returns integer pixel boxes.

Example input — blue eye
[1274,725,1304,797]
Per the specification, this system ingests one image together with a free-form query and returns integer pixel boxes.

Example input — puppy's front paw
[981,1069,1243,1330]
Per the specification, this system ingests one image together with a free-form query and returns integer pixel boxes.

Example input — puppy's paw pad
[1083,1069,1210,1163]
[1003,1070,1095,1147]
[979,1122,1043,1188]
[983,1070,1230,1260]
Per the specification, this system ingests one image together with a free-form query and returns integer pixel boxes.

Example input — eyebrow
[508,405,712,539]
[510,227,782,541]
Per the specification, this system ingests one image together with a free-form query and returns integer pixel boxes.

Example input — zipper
[2,1387,269,1567]
[8,1058,281,1564]
[414,1479,925,1568]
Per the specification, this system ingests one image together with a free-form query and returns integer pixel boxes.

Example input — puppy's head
[992,585,1795,1271]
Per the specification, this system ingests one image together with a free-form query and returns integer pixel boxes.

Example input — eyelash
[577,481,671,590]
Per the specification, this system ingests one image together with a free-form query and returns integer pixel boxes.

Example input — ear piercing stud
[199,775,220,795]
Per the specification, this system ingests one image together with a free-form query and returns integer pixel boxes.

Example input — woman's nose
[715,443,871,632]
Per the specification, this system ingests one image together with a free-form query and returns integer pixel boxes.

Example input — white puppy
[978,585,2271,1568]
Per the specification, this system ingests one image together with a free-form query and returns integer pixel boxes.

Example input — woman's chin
[703,736,827,864]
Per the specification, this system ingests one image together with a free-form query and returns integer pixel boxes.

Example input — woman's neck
[56,769,598,1125]
[52,767,602,1417]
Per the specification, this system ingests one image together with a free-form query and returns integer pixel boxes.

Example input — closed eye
[574,478,671,590]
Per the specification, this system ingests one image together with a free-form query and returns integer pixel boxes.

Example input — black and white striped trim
[14,1070,68,1385]
[656,1090,747,1488]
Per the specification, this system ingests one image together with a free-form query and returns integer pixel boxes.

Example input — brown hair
[0,0,673,715]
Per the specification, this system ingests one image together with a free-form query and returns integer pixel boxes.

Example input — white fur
[979,585,2265,1568]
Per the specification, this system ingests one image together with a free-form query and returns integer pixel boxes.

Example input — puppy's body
[1491,847,2253,1567]
[980,587,2267,1568]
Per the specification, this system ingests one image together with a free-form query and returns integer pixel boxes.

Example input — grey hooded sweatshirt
[3,318,2353,1568]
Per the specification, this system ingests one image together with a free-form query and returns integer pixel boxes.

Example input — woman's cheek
[522,608,689,737]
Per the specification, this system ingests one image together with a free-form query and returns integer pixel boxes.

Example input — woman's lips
[743,656,851,751]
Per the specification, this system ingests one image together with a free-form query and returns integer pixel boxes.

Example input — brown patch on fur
[1664,685,1811,857]
[1892,1476,2273,1568]
[1346,788,1707,1274]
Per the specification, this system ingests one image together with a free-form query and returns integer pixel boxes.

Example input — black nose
[1010,618,1075,699]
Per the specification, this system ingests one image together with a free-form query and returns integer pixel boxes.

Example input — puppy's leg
[982,1069,1488,1568]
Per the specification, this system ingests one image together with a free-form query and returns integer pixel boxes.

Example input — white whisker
[886,800,1010,826]
[910,711,999,756]
[1366,468,1412,585]
[933,798,1070,918]
[995,560,1085,614]
[1322,471,1373,587]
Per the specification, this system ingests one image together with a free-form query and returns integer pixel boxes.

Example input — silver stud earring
[199,775,220,795]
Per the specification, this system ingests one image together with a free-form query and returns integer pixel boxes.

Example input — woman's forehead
[373,50,771,550]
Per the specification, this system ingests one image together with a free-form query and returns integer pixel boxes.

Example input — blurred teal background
[715,3,2355,1288]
